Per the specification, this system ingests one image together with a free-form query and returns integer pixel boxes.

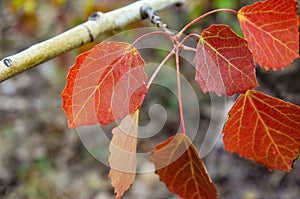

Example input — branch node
[3,58,13,67]
[82,25,94,42]
[140,5,175,37]
[88,12,102,21]
[140,6,161,27]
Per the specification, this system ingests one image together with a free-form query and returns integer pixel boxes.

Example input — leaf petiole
[182,45,197,52]
[147,50,175,89]
[132,31,175,47]
[176,8,238,39]
[175,49,186,135]
[179,33,200,46]
[178,33,200,52]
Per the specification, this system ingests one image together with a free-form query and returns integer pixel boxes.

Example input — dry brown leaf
[109,111,139,198]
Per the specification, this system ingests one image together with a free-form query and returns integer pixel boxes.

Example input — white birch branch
[0,0,185,82]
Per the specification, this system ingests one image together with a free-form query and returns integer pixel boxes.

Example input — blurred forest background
[0,0,300,198]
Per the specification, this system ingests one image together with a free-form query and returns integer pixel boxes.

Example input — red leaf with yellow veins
[194,24,258,96]
[61,41,147,127]
[238,0,299,70]
[149,134,217,199]
[109,111,139,199]
[223,90,300,171]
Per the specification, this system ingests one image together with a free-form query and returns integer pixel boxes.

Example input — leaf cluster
[61,0,299,198]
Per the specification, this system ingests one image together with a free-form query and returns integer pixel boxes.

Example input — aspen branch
[0,0,185,83]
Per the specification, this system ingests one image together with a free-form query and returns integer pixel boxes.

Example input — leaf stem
[182,45,197,52]
[178,33,200,52]
[147,50,175,89]
[175,49,186,135]
[179,33,201,46]
[132,31,175,47]
[176,8,238,39]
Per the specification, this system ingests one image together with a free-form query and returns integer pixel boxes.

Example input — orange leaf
[61,41,147,127]
[194,24,258,96]
[223,90,300,171]
[149,134,218,199]
[109,111,139,198]
[238,0,299,70]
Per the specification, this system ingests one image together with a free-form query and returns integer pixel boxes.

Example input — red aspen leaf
[149,134,218,199]
[109,111,139,199]
[61,41,147,127]
[194,24,258,96]
[238,0,299,70]
[223,90,300,171]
